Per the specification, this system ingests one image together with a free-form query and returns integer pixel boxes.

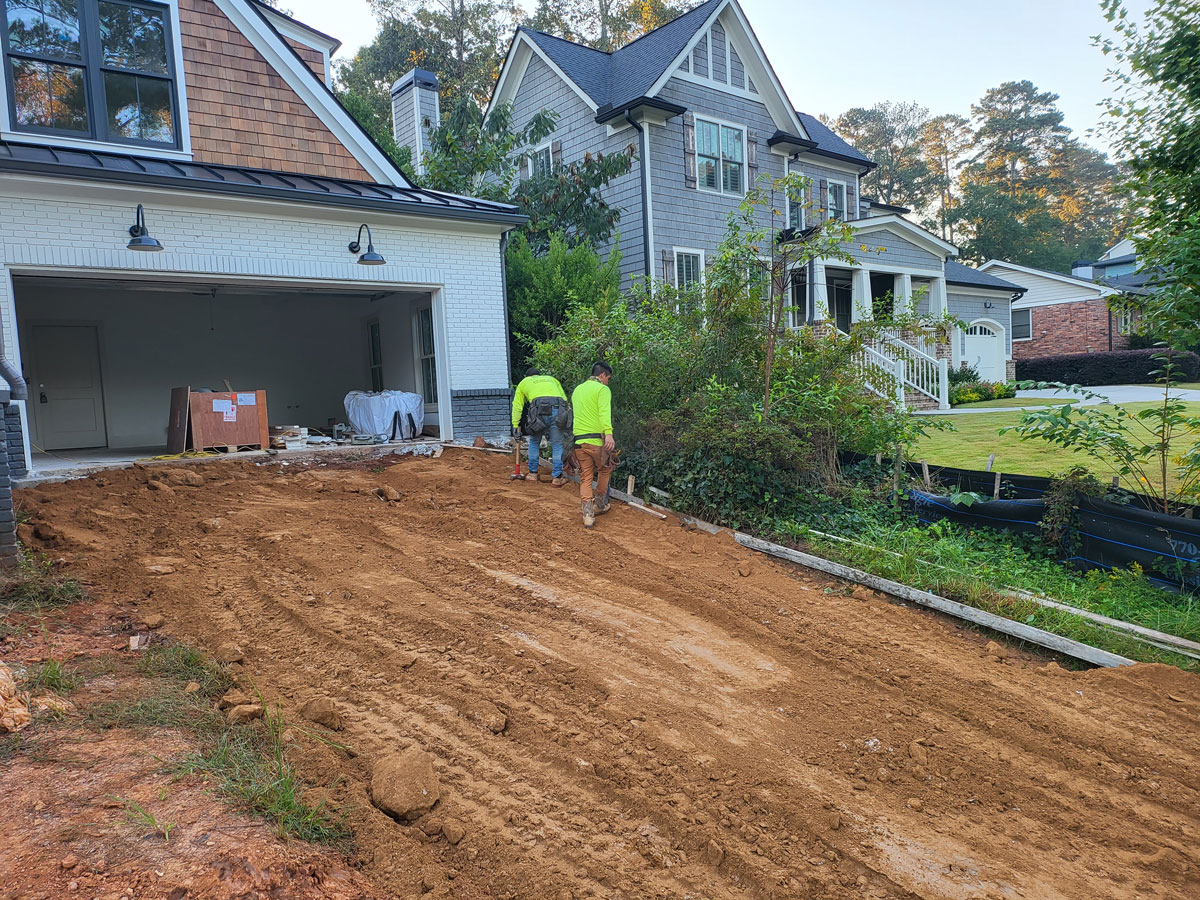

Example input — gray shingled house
[417,0,1023,406]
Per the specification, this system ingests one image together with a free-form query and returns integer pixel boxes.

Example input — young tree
[1098,0,1200,346]
[920,113,973,242]
[513,147,636,251]
[830,102,933,210]
[526,0,686,50]
[338,89,415,180]
[334,17,431,127]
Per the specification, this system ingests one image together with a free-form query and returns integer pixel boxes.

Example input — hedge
[1014,348,1200,386]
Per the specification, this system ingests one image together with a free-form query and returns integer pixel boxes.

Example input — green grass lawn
[916,400,1200,485]
[953,398,1077,410]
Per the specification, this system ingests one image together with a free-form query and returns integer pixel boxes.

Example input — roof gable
[979,260,1115,297]
[849,215,957,259]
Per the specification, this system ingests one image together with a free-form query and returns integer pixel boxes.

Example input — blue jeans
[528,409,563,477]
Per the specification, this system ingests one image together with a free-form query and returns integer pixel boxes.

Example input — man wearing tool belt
[511,367,569,486]
[570,361,616,528]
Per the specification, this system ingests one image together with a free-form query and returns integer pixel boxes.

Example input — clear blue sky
[286,0,1149,152]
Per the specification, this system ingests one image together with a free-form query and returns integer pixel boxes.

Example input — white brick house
[0,0,521,477]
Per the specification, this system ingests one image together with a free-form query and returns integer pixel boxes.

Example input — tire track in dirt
[18,449,1200,900]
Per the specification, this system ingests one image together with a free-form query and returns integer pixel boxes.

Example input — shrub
[1015,348,1200,385]
[949,380,1016,405]
[948,362,981,387]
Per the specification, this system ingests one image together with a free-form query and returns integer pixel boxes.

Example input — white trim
[670,70,764,102]
[979,259,1115,296]
[946,284,1018,299]
[826,178,847,222]
[486,32,599,119]
[643,126,655,286]
[412,83,424,176]
[847,214,959,258]
[787,152,865,177]
[0,0,193,157]
[1011,307,1032,342]
[966,317,1006,340]
[257,6,339,83]
[530,140,553,177]
[646,1,805,138]
[213,0,411,186]
[673,247,706,287]
[694,114,747,196]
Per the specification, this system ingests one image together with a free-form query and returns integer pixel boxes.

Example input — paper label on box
[223,408,237,423]
[212,398,232,413]
[236,392,256,406]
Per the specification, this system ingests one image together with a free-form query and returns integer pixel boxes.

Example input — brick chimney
[391,68,440,178]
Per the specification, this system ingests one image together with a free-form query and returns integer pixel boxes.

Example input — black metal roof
[0,142,526,226]
[945,260,1026,293]
[794,113,874,168]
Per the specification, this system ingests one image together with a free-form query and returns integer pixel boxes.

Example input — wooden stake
[986,453,995,472]
[626,474,635,496]
[920,460,931,489]
[875,452,882,466]
[993,470,1001,500]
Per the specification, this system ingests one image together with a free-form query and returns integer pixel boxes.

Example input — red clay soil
[11,447,1200,899]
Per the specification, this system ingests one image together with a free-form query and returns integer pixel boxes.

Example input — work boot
[581,499,595,528]
[594,497,610,515]
[551,475,567,487]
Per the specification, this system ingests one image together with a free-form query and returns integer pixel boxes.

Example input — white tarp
[344,391,425,440]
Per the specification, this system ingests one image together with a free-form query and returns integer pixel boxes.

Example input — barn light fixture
[127,204,164,251]
[349,224,385,265]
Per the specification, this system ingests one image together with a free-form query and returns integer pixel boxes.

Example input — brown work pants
[576,444,611,502]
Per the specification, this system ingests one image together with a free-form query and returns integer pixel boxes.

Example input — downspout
[625,111,651,279]
[0,356,25,401]
[1108,305,1113,352]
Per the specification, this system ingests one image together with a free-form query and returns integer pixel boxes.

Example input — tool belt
[564,435,619,476]
[524,396,572,436]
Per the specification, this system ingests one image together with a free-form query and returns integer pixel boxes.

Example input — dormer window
[2,0,179,147]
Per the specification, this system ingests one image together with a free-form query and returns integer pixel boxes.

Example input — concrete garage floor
[20,440,447,486]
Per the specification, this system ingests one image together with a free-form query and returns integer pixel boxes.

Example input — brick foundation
[0,405,16,567]
[451,389,511,441]
[5,404,24,479]
[1013,300,1130,359]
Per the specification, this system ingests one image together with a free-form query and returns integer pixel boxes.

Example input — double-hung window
[2,0,180,147]
[416,307,438,405]
[789,270,809,329]
[696,117,744,194]
[827,180,847,221]
[787,190,804,230]
[675,249,703,288]
[530,141,552,177]
[1011,308,1031,341]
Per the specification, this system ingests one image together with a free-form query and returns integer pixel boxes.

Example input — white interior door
[31,324,108,450]
[964,322,1005,382]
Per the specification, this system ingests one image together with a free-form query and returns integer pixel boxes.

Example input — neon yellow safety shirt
[511,374,567,427]
[570,377,612,447]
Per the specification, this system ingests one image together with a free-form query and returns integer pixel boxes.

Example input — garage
[13,274,447,462]
[963,320,1007,382]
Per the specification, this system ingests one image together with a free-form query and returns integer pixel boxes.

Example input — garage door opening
[13,275,448,469]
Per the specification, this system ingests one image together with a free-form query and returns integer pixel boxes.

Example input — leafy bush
[1015,348,1200,385]
[949,380,1017,405]
[948,362,981,387]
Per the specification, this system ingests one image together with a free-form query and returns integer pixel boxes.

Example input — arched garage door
[964,321,1006,382]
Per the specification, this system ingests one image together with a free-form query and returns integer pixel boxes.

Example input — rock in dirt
[218,688,254,710]
[377,485,402,502]
[906,797,925,812]
[737,564,752,578]
[908,740,928,766]
[369,748,441,822]
[225,703,264,725]
[215,643,245,664]
[15,523,33,546]
[142,613,165,630]
[701,840,725,867]
[166,469,205,487]
[32,523,59,542]
[389,650,418,669]
[300,696,343,731]
[442,819,466,845]
[146,480,175,495]
[183,682,201,694]
[145,564,175,576]
[0,662,31,733]
[468,700,507,734]
[985,640,1008,660]
[471,437,487,448]
[199,517,223,533]
[59,855,78,871]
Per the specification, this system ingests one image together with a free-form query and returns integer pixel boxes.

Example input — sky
[283,0,1150,152]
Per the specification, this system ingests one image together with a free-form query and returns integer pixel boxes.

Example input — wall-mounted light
[127,204,164,251]
[983,300,995,309]
[349,224,385,265]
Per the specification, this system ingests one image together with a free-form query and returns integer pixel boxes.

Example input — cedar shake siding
[179,0,369,179]
[1013,300,1130,358]
[283,37,326,83]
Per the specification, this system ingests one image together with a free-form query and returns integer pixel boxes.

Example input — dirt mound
[12,448,1200,899]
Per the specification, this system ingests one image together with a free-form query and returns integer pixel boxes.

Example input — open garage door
[13,275,448,458]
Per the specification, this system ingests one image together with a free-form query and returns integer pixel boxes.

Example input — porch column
[929,276,948,316]
[894,273,912,316]
[812,259,829,321]
[851,268,871,323]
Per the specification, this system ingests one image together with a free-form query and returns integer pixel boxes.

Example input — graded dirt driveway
[18,448,1200,899]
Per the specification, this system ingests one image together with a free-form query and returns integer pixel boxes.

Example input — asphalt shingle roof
[945,260,1025,292]
[795,113,872,165]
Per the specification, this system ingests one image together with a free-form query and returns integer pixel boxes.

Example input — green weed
[116,796,176,842]
[87,691,223,733]
[0,555,86,612]
[23,658,82,694]
[137,643,233,700]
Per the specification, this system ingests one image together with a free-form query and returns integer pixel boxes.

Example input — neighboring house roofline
[863,197,910,215]
[0,142,526,228]
[1092,253,1137,268]
[944,260,1026,293]
[979,259,1118,295]
[849,214,958,258]
[222,0,414,187]
[251,0,341,55]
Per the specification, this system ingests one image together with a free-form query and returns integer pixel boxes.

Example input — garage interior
[13,275,443,469]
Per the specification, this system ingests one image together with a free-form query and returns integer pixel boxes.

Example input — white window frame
[827,179,848,222]
[694,114,747,196]
[786,191,805,231]
[1115,308,1133,335]
[412,305,439,408]
[1011,308,1032,341]
[0,0,193,159]
[674,247,705,289]
[530,140,553,178]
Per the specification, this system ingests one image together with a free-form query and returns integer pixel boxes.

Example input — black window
[3,0,179,147]
[1012,308,1031,340]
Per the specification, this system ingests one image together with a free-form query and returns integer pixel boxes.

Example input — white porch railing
[858,334,949,410]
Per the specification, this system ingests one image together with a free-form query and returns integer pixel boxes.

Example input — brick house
[0,0,522,499]
[978,260,1128,358]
